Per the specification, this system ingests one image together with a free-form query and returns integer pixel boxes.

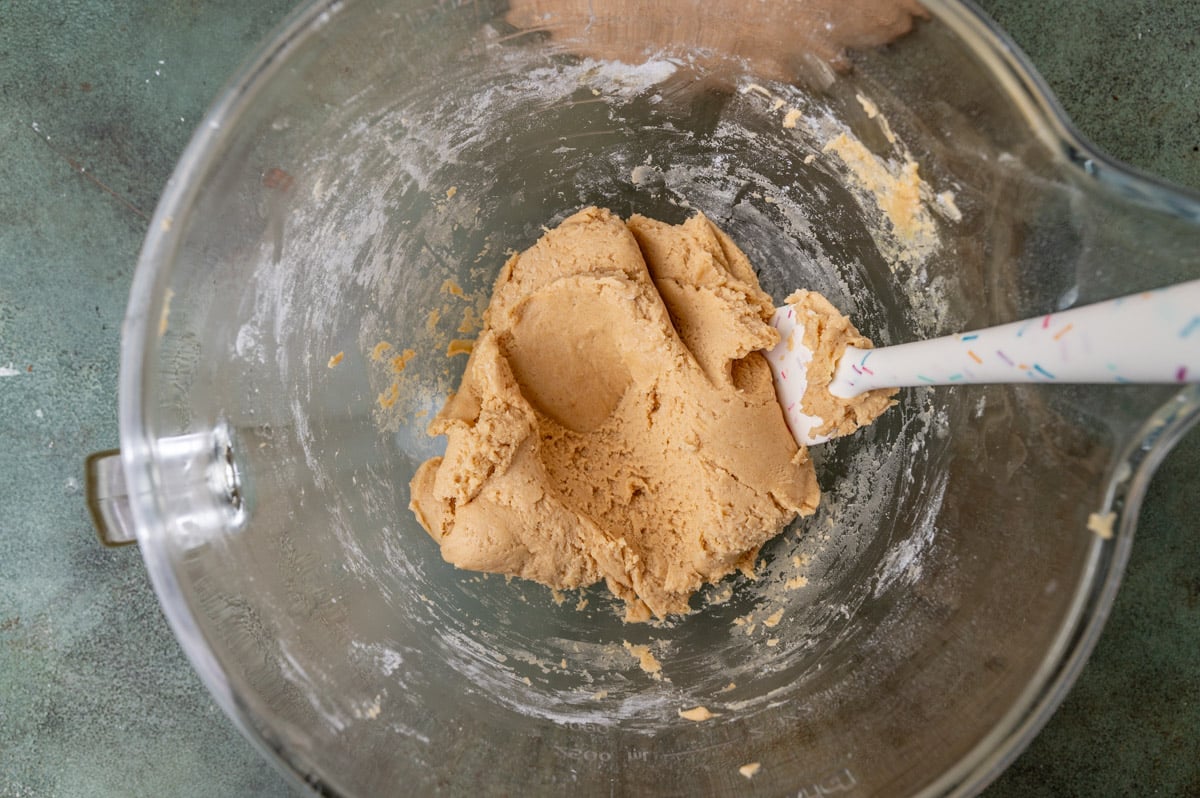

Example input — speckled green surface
[0,2,1196,795]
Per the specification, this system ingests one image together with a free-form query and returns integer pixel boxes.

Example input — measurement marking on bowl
[551,745,642,767]
[794,767,858,797]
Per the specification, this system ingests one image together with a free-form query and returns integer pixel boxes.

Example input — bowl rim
[119,1,1200,795]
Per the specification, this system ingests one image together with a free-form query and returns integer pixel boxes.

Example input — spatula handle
[830,280,1200,398]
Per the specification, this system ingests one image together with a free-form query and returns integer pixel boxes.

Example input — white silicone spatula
[767,279,1200,446]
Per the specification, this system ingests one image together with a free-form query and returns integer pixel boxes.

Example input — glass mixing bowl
[87,0,1200,794]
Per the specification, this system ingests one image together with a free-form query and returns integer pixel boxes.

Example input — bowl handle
[85,450,138,547]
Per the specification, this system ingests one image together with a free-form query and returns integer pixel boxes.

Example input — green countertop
[1,1,1196,795]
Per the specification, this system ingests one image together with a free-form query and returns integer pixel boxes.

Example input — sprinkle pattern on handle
[829,280,1200,398]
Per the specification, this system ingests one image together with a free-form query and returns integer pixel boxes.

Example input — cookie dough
[410,207,872,620]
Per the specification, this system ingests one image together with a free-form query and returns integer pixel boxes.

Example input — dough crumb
[878,113,898,144]
[457,307,480,335]
[377,381,399,409]
[739,557,759,580]
[371,341,393,361]
[158,287,175,337]
[785,575,809,590]
[855,93,879,119]
[630,164,660,186]
[1087,511,1116,540]
[389,348,415,373]
[707,585,734,606]
[327,351,344,368]
[739,762,762,779]
[821,133,934,250]
[576,597,589,611]
[678,706,714,722]
[782,108,802,129]
[763,609,784,628]
[592,690,608,700]
[937,190,963,221]
[719,681,737,693]
[766,637,779,647]
[550,589,567,606]
[440,278,466,298]
[446,186,457,199]
[446,338,474,357]
[623,641,663,679]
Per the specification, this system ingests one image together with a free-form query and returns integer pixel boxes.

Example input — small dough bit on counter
[410,207,888,621]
